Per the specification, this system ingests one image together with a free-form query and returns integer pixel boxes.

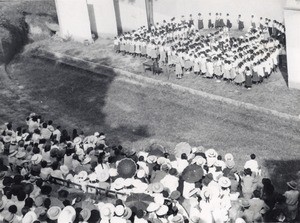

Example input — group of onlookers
[0,113,299,222]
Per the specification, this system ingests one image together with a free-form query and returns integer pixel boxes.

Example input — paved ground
[2,55,300,192]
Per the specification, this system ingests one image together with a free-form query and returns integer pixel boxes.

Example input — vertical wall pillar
[284,0,300,89]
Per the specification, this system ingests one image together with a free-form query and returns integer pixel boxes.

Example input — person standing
[188,14,194,28]
[238,15,244,31]
[208,13,213,29]
[283,181,299,222]
[226,14,232,30]
[197,13,204,30]
[244,66,252,90]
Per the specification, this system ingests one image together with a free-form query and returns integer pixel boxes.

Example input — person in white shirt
[244,154,260,176]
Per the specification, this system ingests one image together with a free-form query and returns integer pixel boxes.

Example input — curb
[34,49,300,123]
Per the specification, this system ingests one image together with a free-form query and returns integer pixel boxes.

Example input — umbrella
[126,193,154,210]
[174,142,192,157]
[148,148,164,157]
[147,143,165,157]
[117,158,137,179]
[181,164,204,183]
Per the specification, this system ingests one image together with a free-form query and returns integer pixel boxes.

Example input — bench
[143,60,163,74]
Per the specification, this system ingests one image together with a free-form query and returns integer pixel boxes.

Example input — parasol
[181,164,204,183]
[125,193,154,210]
[117,158,137,178]
[174,142,192,157]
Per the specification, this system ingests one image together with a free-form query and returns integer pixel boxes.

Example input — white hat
[31,154,43,165]
[96,169,110,182]
[147,202,160,212]
[60,165,69,175]
[89,173,98,182]
[114,205,125,216]
[82,156,91,165]
[110,216,126,223]
[146,155,157,163]
[205,149,217,158]
[156,205,168,216]
[73,137,82,145]
[57,206,76,223]
[151,182,164,193]
[109,168,118,177]
[153,194,165,205]
[22,211,37,223]
[218,177,231,188]
[136,169,146,178]
[76,171,87,181]
[47,206,61,220]
[98,203,115,218]
[157,157,167,165]
[113,178,125,190]
[224,153,234,161]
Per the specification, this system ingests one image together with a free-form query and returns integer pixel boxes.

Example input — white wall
[55,0,92,43]
[284,8,300,89]
[87,0,118,36]
[152,0,285,30]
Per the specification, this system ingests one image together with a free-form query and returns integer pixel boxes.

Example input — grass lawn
[2,52,300,193]
[27,30,300,117]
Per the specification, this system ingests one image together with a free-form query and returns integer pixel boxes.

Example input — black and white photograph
[0,0,300,222]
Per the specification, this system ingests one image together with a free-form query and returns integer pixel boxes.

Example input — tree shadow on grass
[21,55,152,146]
[263,159,300,193]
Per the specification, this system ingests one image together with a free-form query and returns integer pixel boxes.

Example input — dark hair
[43,198,51,209]
[17,191,26,201]
[8,205,17,214]
[25,197,34,208]
[42,123,47,128]
[41,160,48,168]
[181,153,187,160]
[250,154,256,159]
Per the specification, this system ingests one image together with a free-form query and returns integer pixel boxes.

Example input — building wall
[284,0,300,89]
[55,0,92,42]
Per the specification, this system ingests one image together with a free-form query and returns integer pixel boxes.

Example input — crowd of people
[113,13,286,89]
[0,113,299,223]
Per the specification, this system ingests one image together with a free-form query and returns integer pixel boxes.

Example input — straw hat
[218,177,231,188]
[73,137,82,145]
[287,180,298,190]
[47,206,61,220]
[31,154,43,165]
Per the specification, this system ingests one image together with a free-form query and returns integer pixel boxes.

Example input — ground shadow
[263,159,300,194]
[279,55,288,87]
[13,54,152,147]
